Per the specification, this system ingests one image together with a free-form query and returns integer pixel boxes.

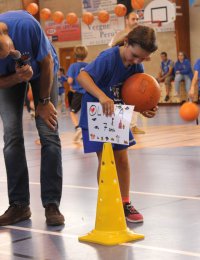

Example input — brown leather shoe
[0,204,31,226]
[45,203,65,226]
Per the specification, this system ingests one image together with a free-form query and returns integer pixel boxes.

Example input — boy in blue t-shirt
[77,25,158,223]
[58,67,67,113]
[0,10,64,226]
[67,45,88,143]
[156,51,174,102]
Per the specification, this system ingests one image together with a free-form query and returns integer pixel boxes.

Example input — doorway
[59,47,76,107]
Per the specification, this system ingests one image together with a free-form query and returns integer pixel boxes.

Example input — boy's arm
[77,70,114,116]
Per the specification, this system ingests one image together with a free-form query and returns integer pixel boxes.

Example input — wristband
[39,97,51,105]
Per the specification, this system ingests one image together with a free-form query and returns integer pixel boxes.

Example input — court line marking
[1,226,200,258]
[0,180,200,201]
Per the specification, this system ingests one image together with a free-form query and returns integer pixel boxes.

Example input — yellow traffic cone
[78,143,144,246]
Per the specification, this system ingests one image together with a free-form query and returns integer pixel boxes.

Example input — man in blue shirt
[0,10,64,226]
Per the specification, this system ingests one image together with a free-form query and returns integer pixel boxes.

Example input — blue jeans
[174,74,191,94]
[0,76,63,207]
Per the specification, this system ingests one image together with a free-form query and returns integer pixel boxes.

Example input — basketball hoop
[139,20,163,28]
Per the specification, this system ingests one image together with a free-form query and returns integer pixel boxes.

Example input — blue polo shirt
[0,10,59,79]
[161,59,174,75]
[79,46,144,129]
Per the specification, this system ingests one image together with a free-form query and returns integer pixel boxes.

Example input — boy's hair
[127,25,158,53]
[59,67,65,74]
[114,25,158,53]
[74,45,88,60]
[161,51,167,56]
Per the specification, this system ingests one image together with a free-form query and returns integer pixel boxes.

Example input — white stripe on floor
[0,180,200,201]
[1,225,200,258]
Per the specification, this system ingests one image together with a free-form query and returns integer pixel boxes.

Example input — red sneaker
[123,202,143,223]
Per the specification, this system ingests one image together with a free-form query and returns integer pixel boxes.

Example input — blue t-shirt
[0,10,59,79]
[174,59,193,80]
[194,59,200,89]
[67,62,88,94]
[161,59,174,76]
[79,46,144,129]
[58,75,67,95]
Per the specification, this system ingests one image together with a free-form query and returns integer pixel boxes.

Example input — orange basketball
[82,12,94,25]
[179,102,199,121]
[131,0,145,10]
[66,12,78,25]
[121,73,161,112]
[52,11,64,24]
[26,3,39,15]
[40,8,51,21]
[98,10,110,23]
[114,4,127,17]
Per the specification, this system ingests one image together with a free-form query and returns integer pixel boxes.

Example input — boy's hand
[141,106,158,118]
[99,95,114,117]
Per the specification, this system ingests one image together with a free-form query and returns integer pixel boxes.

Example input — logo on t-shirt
[110,82,123,104]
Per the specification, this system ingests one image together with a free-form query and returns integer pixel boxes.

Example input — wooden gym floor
[0,105,200,260]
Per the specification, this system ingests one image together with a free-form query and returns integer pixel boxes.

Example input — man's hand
[15,64,33,82]
[141,106,158,118]
[36,101,58,130]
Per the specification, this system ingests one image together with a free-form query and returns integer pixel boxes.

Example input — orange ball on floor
[121,73,161,112]
[179,102,199,121]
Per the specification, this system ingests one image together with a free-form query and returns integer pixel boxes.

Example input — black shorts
[70,92,83,113]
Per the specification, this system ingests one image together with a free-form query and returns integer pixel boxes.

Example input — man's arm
[38,52,53,98]
[35,53,58,131]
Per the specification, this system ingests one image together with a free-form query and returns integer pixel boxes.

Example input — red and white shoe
[123,202,143,223]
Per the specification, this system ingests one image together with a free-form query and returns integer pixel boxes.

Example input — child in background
[67,45,88,143]
[174,51,193,101]
[58,67,67,113]
[77,25,158,223]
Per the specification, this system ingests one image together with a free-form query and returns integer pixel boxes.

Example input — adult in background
[0,10,64,226]
[156,51,174,102]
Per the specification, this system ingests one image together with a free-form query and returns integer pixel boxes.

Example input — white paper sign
[87,102,134,145]
[81,14,125,46]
